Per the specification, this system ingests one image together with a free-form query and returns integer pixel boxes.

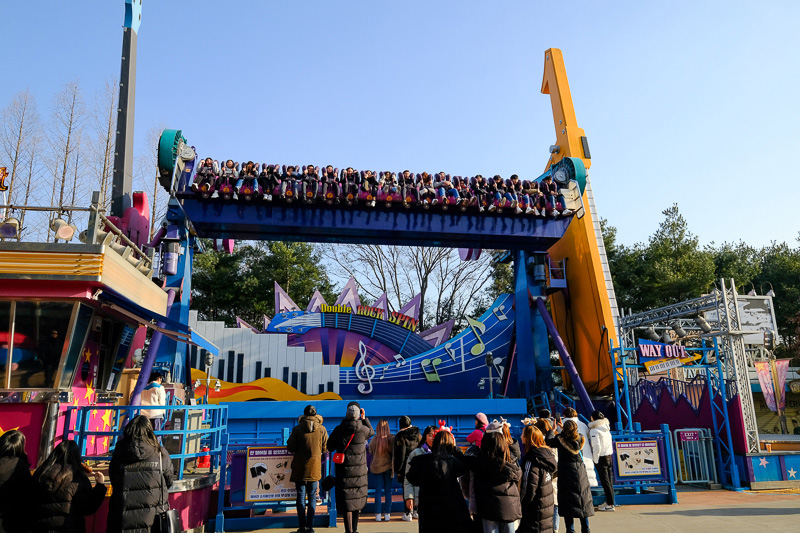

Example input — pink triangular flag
[372,293,389,321]
[419,319,455,347]
[334,276,361,310]
[398,293,421,321]
[307,290,328,313]
[235,316,260,333]
[274,282,300,313]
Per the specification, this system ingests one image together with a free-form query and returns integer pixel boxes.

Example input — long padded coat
[326,417,374,512]
[29,466,107,533]
[107,438,174,533]
[406,451,473,533]
[392,425,420,485]
[465,453,522,523]
[517,447,558,533]
[545,432,595,520]
[0,455,31,533]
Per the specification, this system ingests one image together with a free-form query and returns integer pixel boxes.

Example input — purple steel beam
[535,297,595,415]
[130,288,176,406]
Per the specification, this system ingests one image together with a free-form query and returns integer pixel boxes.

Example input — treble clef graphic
[355,341,375,395]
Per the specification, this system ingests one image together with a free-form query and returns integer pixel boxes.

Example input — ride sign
[615,440,662,477]
[245,447,296,502]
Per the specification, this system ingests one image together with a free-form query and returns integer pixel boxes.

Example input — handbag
[332,433,355,464]
[152,450,181,533]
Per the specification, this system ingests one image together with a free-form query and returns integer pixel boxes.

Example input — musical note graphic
[444,338,464,363]
[393,354,407,368]
[493,305,508,321]
[466,317,487,356]
[379,367,387,380]
[421,357,442,382]
[355,341,375,394]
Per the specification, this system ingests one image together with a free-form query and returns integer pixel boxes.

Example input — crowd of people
[288,402,616,533]
[190,159,574,217]
[0,415,174,533]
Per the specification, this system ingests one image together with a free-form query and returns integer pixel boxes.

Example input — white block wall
[189,311,339,394]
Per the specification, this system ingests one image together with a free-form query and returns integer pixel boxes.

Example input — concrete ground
[257,487,800,533]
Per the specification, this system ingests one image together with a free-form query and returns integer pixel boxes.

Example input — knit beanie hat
[346,401,361,420]
[476,412,489,427]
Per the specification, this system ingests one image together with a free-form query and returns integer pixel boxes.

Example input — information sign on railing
[245,447,296,502]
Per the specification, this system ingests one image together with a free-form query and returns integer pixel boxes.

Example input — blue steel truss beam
[178,195,571,250]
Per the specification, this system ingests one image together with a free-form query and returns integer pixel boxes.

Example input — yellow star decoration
[91,409,98,418]
[73,399,79,407]
[84,384,95,402]
[101,410,113,429]
[0,425,20,437]
[102,437,109,448]
[88,436,95,448]
[83,348,93,363]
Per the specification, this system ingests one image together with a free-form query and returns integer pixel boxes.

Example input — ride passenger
[455,176,474,209]
[236,160,258,195]
[509,174,533,215]
[218,159,238,198]
[322,165,341,204]
[301,164,320,203]
[400,170,419,207]
[380,171,398,200]
[360,169,378,207]
[191,157,216,194]
[523,179,546,216]
[488,174,508,212]
[341,167,360,205]
[258,164,280,201]
[541,174,561,216]
[472,175,489,212]
[433,172,459,206]
[418,173,437,206]
[281,165,300,200]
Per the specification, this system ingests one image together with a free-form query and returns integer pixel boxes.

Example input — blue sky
[2,1,799,248]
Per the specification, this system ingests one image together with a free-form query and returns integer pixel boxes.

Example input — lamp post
[203,352,214,404]
[485,351,494,399]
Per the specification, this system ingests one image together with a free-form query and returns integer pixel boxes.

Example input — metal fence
[63,404,228,480]
[671,428,717,485]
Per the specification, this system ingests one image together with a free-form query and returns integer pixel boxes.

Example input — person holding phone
[327,402,374,533]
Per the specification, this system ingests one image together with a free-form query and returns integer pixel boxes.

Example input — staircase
[584,177,620,332]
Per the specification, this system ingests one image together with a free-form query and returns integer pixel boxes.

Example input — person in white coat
[589,411,615,511]
[561,408,597,488]
[140,371,167,431]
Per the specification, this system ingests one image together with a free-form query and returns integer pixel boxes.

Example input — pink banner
[755,361,777,412]
[775,359,790,410]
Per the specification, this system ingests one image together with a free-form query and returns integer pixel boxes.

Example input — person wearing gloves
[327,402,374,533]
[561,408,597,488]
[287,405,328,533]
[402,425,436,522]
[589,411,615,512]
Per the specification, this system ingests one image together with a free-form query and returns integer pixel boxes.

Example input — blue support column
[156,199,194,383]
[513,250,551,397]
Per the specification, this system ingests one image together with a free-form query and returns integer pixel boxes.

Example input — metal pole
[111,0,142,217]
[130,288,175,405]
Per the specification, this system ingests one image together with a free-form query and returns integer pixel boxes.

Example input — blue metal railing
[63,404,228,480]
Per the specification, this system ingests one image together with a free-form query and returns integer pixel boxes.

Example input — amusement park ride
[1,1,799,531]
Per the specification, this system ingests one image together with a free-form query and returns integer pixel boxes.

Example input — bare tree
[17,137,43,241]
[323,245,493,330]
[47,81,85,240]
[0,89,39,218]
[133,124,167,239]
[89,79,118,210]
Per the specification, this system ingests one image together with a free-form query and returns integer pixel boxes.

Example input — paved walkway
[257,488,800,532]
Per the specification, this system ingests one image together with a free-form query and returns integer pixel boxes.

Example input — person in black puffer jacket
[406,430,473,533]
[326,401,374,533]
[0,430,32,533]
[30,440,107,533]
[392,416,420,487]
[518,425,558,533]
[546,421,594,533]
[464,431,522,533]
[107,415,174,533]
